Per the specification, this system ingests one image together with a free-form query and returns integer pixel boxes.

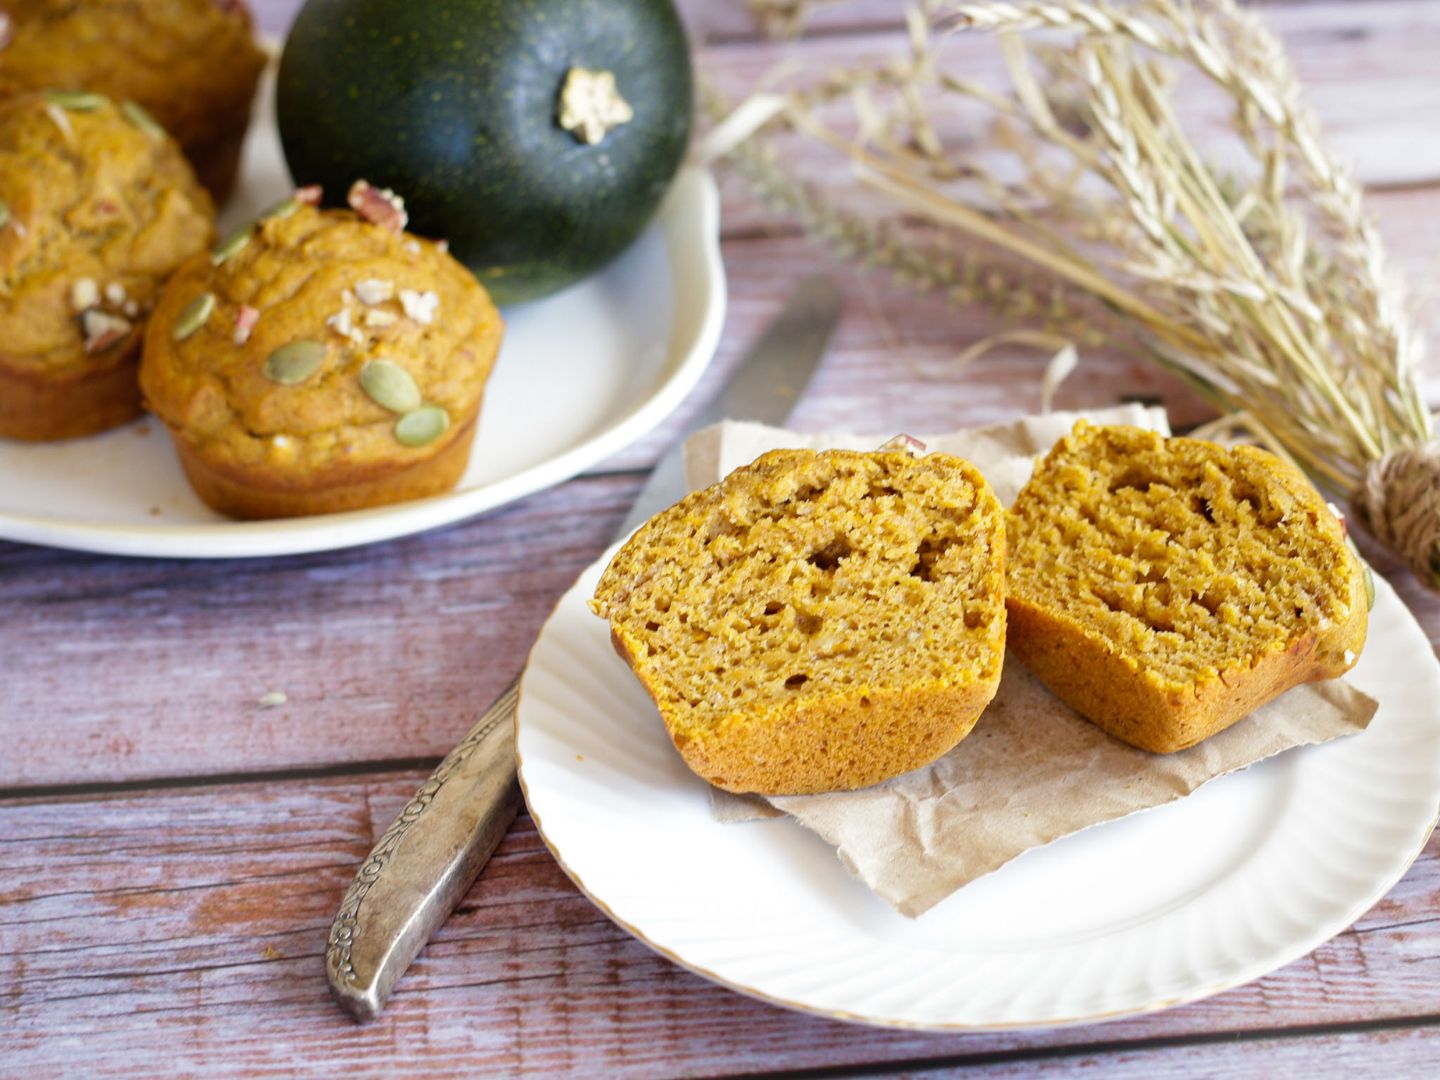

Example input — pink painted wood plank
[4,777,1440,1076]
[0,471,635,788]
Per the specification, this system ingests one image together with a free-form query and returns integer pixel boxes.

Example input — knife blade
[325,276,843,1021]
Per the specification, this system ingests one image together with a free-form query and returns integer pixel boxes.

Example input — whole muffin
[0,91,215,441]
[0,0,266,202]
[140,183,504,519]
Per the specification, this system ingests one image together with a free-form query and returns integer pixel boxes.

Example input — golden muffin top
[140,189,503,478]
[0,0,266,154]
[0,91,214,375]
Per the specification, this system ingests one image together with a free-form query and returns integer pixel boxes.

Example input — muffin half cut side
[592,445,1008,795]
[1006,422,1368,753]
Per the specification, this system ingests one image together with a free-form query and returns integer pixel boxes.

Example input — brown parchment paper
[684,406,1378,917]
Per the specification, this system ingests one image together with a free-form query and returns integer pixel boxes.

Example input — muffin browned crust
[139,193,504,519]
[0,91,215,440]
[0,0,267,202]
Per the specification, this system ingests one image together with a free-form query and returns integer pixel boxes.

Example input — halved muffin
[139,182,503,518]
[0,91,214,440]
[592,445,1008,795]
[1006,423,1368,753]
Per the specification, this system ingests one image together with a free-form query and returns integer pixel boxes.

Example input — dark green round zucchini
[276,0,693,305]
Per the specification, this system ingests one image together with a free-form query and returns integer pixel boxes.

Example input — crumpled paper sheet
[684,405,1378,917]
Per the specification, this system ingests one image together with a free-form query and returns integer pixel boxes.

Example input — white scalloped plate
[516,551,1440,1030]
[0,66,725,558]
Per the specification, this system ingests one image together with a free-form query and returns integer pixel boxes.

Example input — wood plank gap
[0,755,446,803]
[732,1012,1440,1079]
[700,20,910,50]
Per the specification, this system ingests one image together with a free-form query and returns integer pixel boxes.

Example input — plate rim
[0,166,727,559]
[516,548,1440,1032]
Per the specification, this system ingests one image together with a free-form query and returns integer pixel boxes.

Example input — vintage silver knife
[325,277,843,1021]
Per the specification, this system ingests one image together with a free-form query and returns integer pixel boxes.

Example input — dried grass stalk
[717,0,1440,585]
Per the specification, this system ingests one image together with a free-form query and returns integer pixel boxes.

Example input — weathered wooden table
[6,1,1440,1074]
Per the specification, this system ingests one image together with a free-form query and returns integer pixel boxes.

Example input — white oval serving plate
[516,551,1440,1030]
[0,68,726,558]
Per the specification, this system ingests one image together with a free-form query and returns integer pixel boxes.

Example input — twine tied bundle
[716,0,1437,586]
[1357,445,1440,586]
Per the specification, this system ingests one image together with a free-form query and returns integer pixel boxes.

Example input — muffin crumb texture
[593,448,1007,795]
[1006,423,1368,752]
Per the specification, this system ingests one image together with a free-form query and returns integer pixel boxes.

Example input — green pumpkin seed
[44,90,109,112]
[120,100,165,139]
[0,198,9,230]
[394,404,449,447]
[359,359,421,414]
[211,225,251,266]
[172,292,216,341]
[260,197,301,223]
[264,340,325,385]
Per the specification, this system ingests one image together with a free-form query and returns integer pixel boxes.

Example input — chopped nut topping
[325,307,364,345]
[354,278,394,305]
[1344,649,1356,666]
[364,309,398,328]
[123,300,139,318]
[104,282,127,306]
[398,289,439,325]
[81,310,132,353]
[404,240,421,255]
[0,12,12,50]
[69,277,100,313]
[234,304,260,345]
[435,239,449,254]
[347,180,408,232]
[294,184,323,207]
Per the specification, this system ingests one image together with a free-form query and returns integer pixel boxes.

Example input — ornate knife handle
[326,677,522,1021]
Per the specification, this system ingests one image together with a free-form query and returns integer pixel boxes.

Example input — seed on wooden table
[172,292,216,341]
[120,100,165,138]
[211,226,251,266]
[264,340,325,385]
[394,404,449,447]
[360,359,421,413]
